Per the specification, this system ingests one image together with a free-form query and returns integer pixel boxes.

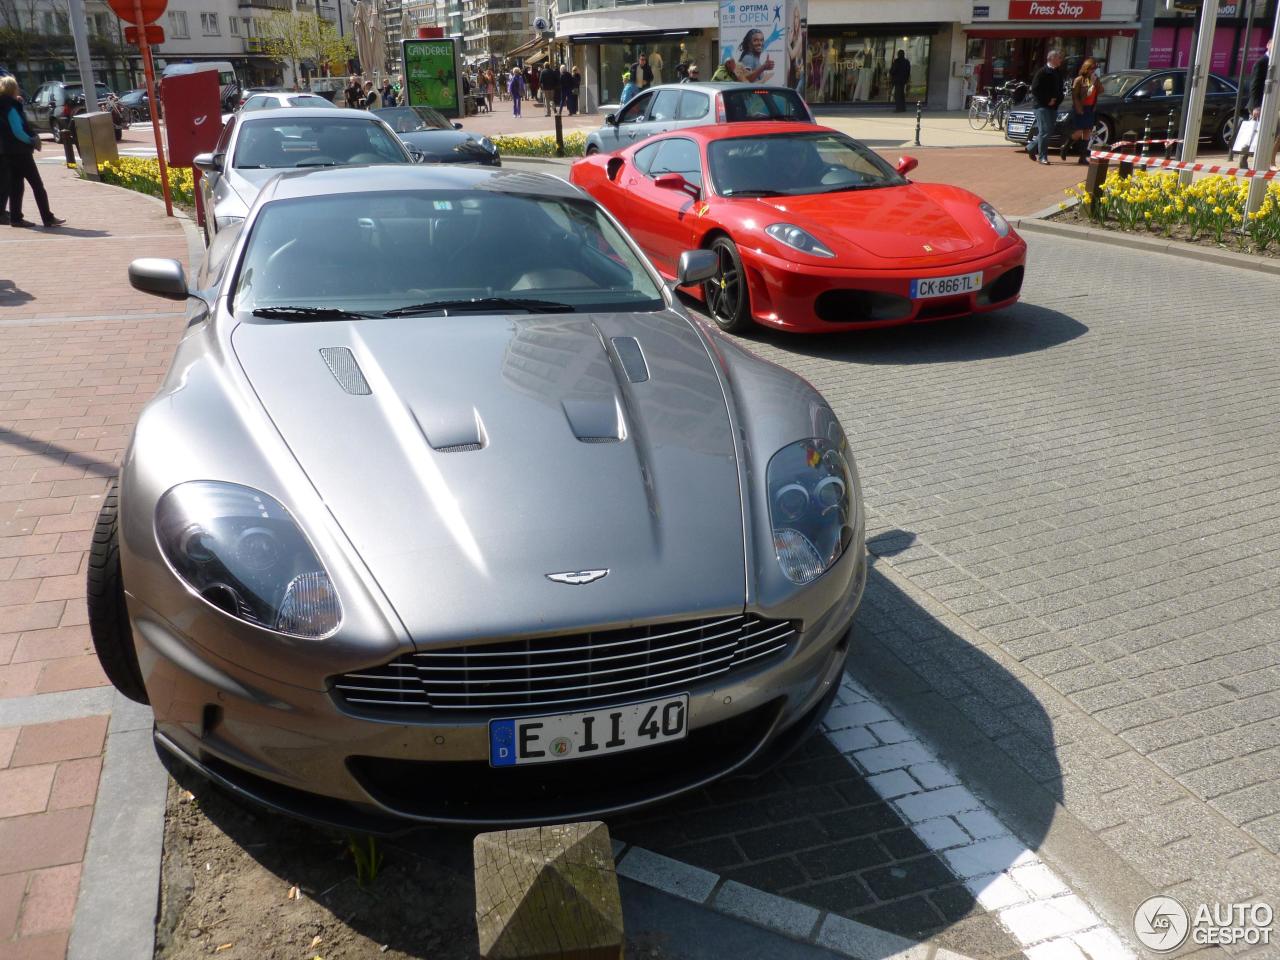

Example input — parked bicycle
[968,80,1028,131]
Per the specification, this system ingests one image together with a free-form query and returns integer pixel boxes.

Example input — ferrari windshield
[234,190,664,315]
[708,132,906,197]
[233,118,409,169]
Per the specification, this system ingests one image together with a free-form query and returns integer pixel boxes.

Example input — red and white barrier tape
[1107,138,1182,149]
[1089,150,1280,180]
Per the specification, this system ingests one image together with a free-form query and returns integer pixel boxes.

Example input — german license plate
[1009,123,1028,135]
[911,271,982,299]
[489,694,688,767]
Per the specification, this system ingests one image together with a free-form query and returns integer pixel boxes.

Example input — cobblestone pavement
[693,231,1280,951]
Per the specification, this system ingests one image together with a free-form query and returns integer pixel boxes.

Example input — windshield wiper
[723,189,786,198]
[252,306,376,321]
[383,297,576,317]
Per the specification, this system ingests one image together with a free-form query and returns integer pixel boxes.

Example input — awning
[965,25,1138,37]
[525,50,548,65]
[507,35,543,58]
[567,29,694,44]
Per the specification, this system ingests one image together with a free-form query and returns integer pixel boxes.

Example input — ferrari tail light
[715,92,726,123]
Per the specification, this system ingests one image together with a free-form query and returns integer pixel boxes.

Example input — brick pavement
[0,162,192,960]
[721,232,1280,951]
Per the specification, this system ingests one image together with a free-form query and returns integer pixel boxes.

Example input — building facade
[1140,0,1275,85]
[553,0,1141,112]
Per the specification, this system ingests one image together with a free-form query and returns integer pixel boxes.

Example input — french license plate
[489,694,688,767]
[911,271,982,299]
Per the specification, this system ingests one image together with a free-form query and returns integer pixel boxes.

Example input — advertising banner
[718,0,807,90]
[402,38,462,117]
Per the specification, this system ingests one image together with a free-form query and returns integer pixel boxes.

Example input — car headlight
[979,201,1010,238]
[214,215,244,231]
[765,223,835,259]
[155,481,342,639]
[767,439,855,585]
[479,136,496,152]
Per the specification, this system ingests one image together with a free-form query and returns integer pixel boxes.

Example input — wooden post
[1085,156,1109,209]
[474,821,623,960]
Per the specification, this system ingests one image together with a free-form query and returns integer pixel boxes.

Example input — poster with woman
[718,0,795,85]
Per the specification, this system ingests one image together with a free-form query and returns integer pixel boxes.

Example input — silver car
[586,82,815,155]
[89,166,866,828]
[193,107,413,245]
[238,91,341,111]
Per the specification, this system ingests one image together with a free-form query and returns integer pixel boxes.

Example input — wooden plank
[475,821,623,960]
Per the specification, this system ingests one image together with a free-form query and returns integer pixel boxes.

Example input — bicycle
[968,81,1027,131]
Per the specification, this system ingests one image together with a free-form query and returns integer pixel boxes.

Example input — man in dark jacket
[540,63,559,115]
[889,50,910,112]
[1249,37,1277,169]
[344,75,363,109]
[630,53,653,91]
[1027,49,1064,164]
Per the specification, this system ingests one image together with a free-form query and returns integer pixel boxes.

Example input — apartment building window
[201,12,219,34]
[42,10,70,33]
[229,15,239,34]
[168,10,190,37]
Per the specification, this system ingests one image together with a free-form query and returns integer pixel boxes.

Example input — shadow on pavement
[0,427,119,478]
[26,225,112,239]
[0,281,34,306]
[760,303,1087,366]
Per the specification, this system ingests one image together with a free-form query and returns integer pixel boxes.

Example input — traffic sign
[106,0,167,26]
[124,23,164,43]
[534,17,547,30]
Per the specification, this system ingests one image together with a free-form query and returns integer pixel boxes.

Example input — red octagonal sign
[106,0,167,26]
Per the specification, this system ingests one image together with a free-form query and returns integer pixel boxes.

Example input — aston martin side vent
[319,347,371,396]
[435,442,483,453]
[562,398,626,444]
[611,337,649,383]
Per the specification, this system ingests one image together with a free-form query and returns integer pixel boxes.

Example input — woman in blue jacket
[620,72,637,105]
[0,75,63,228]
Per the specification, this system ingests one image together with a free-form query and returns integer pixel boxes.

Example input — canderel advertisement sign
[718,0,807,91]
[402,38,462,117]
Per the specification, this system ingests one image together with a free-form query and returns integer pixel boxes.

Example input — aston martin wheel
[87,479,148,704]
[704,236,752,334]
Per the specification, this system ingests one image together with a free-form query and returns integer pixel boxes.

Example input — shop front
[963,0,1139,97]
[1147,0,1274,84]
[803,28,932,104]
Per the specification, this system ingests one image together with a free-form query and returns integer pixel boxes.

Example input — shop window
[805,33,930,105]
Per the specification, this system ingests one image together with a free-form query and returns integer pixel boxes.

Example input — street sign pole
[1245,3,1280,215]
[133,0,173,216]
[1178,0,1220,185]
[65,0,98,106]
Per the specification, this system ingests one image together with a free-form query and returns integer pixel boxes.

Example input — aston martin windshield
[234,191,664,314]
[232,118,408,169]
[708,132,907,197]
[376,106,453,133]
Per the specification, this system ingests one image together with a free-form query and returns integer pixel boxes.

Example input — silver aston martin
[89,165,867,829]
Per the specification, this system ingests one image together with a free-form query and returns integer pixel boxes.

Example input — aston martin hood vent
[232,313,746,639]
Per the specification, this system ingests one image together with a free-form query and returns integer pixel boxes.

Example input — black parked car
[25,81,126,142]
[117,88,157,123]
[373,106,501,166]
[1005,69,1243,151]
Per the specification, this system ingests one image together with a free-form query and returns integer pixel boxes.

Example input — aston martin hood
[231,312,747,645]
[759,185,979,259]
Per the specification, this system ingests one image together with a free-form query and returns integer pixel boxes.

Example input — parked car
[118,88,156,123]
[572,123,1026,335]
[192,108,413,245]
[585,82,814,155]
[1004,68,1244,151]
[239,91,338,112]
[237,86,284,108]
[373,105,500,166]
[25,81,125,141]
[91,164,867,827]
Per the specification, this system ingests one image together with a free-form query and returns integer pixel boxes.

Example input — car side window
[632,141,662,175]
[676,90,709,121]
[648,89,681,122]
[649,138,703,189]
[214,116,235,155]
[617,92,653,124]
[1206,76,1231,95]
[1132,74,1181,99]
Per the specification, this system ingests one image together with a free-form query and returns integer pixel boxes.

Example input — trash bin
[73,111,119,180]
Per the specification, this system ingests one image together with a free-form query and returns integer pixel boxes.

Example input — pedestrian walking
[557,64,571,114]
[630,53,653,90]
[509,68,525,116]
[1250,37,1278,170]
[568,67,581,114]
[1061,58,1098,164]
[484,69,496,112]
[540,63,559,116]
[0,76,63,228]
[1027,49,1064,165]
[363,80,379,110]
[889,49,910,112]
[527,67,538,103]
[681,64,701,83]
[380,78,395,107]
[711,57,737,82]
[620,71,638,105]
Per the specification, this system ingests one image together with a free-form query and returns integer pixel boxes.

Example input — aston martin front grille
[331,615,796,714]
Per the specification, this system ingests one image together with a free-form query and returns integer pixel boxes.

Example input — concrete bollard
[474,821,623,960]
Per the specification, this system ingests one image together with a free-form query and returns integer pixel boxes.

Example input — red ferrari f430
[569,122,1028,334]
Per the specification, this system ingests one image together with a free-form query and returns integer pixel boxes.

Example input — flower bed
[96,157,196,208]
[1060,170,1280,256]
[492,131,587,159]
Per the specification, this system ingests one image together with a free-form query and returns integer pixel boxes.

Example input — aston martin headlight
[155,481,342,639]
[765,223,835,258]
[479,136,496,152]
[979,201,1010,238]
[767,439,855,585]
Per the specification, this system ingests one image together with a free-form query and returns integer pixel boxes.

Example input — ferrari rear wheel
[87,479,149,704]
[703,237,752,334]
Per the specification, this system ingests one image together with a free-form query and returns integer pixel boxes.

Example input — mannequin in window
[853,42,873,101]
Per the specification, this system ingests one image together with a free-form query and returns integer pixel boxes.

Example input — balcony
[238,0,290,10]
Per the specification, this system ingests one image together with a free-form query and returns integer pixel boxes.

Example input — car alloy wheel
[703,236,752,334]
[1092,117,1113,148]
